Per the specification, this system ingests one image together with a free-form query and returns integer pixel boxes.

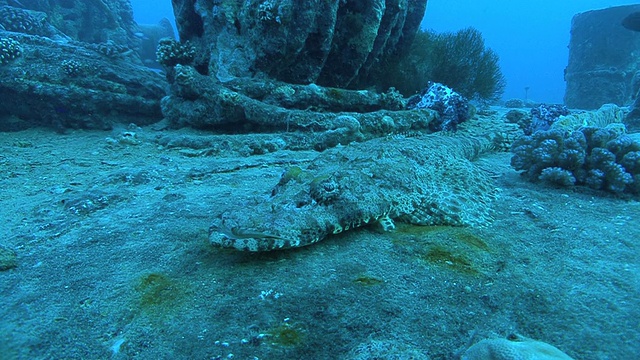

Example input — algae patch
[420,246,478,275]
[392,224,494,276]
[132,272,191,320]
[353,275,384,286]
[267,320,306,347]
[395,224,491,251]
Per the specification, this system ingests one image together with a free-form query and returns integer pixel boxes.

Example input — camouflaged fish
[209,134,499,251]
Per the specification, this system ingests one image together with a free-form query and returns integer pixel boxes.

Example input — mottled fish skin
[209,134,499,251]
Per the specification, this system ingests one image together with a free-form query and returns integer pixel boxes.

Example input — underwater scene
[1,0,639,359]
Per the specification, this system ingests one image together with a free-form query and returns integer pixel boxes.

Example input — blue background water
[422,0,640,104]
[130,0,640,104]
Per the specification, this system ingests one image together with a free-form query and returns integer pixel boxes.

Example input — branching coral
[511,126,640,194]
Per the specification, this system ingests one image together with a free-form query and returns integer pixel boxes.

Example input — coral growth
[0,36,20,65]
[407,82,470,131]
[511,126,640,194]
[156,38,195,67]
[527,104,570,135]
[61,59,82,77]
[87,40,132,58]
[0,6,45,35]
[504,98,525,108]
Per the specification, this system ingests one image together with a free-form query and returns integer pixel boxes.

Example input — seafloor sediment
[0,111,638,359]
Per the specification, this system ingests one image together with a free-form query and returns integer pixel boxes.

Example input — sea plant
[370,27,506,102]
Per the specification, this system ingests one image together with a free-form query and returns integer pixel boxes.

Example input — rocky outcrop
[162,0,432,137]
[0,31,166,130]
[161,64,437,150]
[4,0,139,48]
[0,0,432,134]
[0,1,168,130]
[171,0,428,87]
[564,4,640,109]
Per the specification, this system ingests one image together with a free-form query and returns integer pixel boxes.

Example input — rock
[622,11,640,31]
[12,0,139,48]
[0,31,167,130]
[0,1,170,130]
[564,4,640,109]
[161,64,435,140]
[161,1,439,141]
[170,0,427,87]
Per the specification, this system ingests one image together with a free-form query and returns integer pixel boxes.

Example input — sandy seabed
[0,120,638,359]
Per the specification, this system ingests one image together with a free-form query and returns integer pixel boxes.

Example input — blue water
[422,0,640,104]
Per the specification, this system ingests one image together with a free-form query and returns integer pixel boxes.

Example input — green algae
[420,246,478,275]
[391,224,493,276]
[136,273,177,306]
[133,272,190,320]
[395,224,491,252]
[267,321,306,347]
[281,166,304,183]
[453,229,490,252]
[353,275,384,286]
